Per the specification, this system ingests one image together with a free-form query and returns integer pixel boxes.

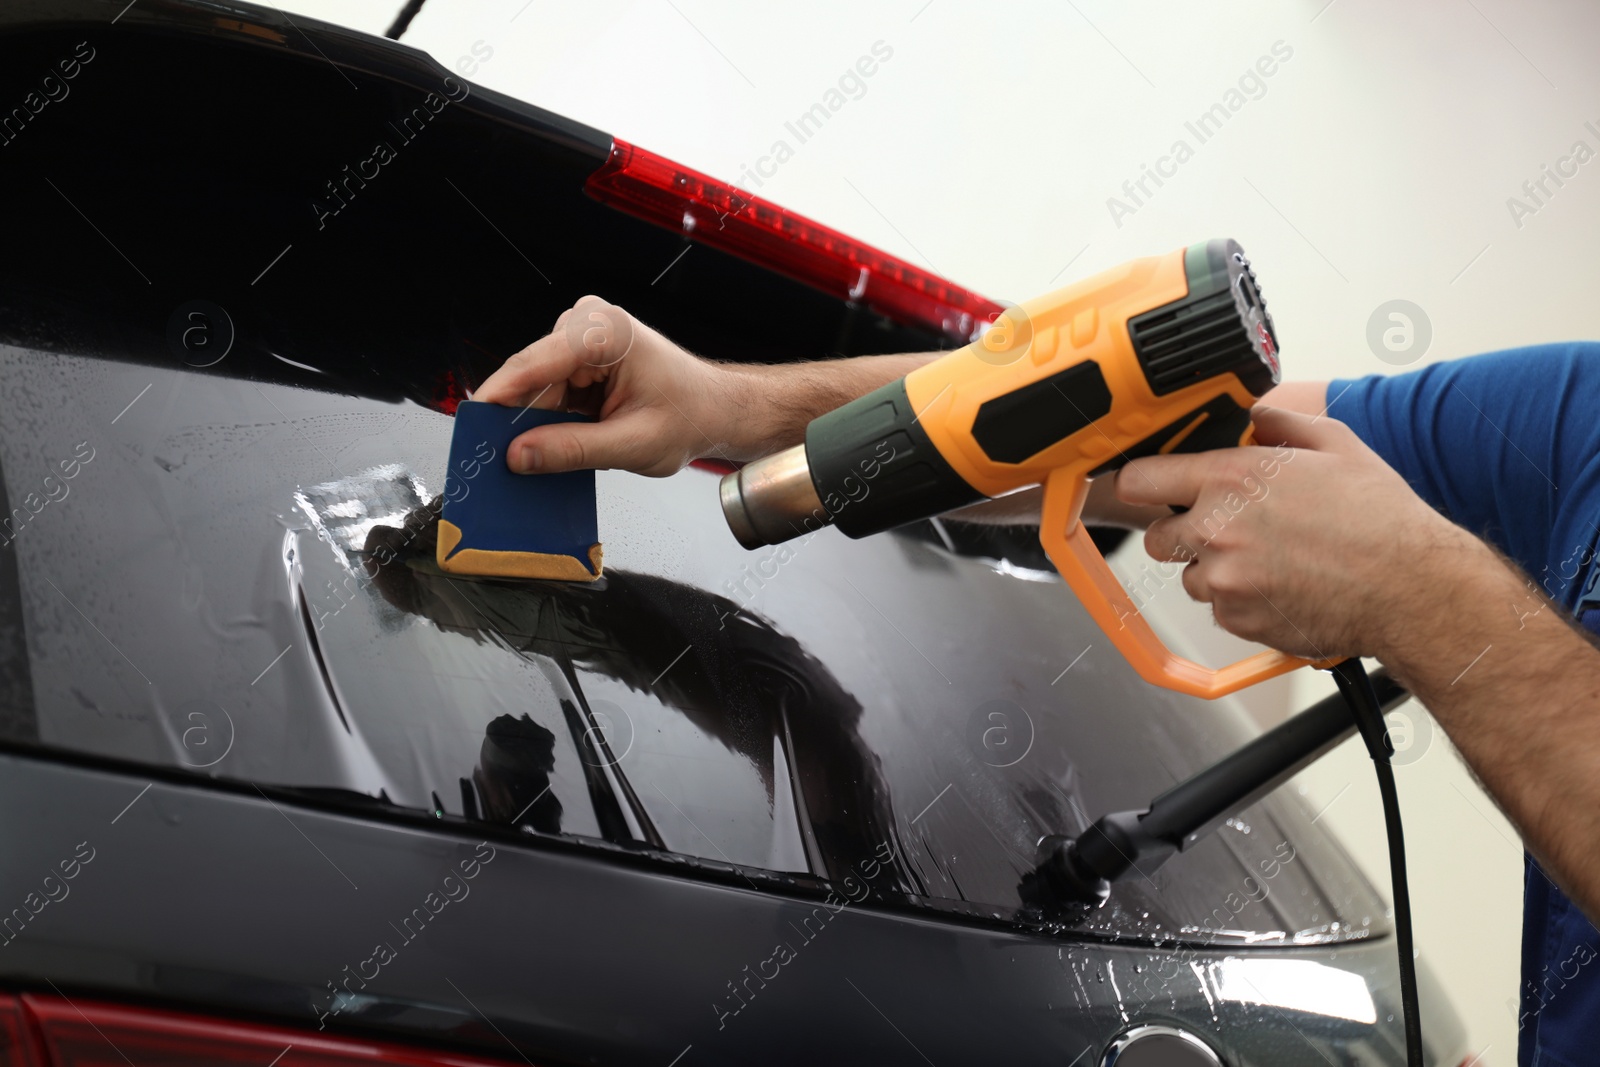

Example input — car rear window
[0,344,1383,944]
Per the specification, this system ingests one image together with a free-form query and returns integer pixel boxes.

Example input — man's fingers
[1249,403,1359,452]
[1180,557,1212,604]
[1114,453,1206,509]
[473,331,582,407]
[1143,512,1201,566]
[561,295,636,369]
[507,413,668,476]
[473,296,635,407]
[1117,404,1362,509]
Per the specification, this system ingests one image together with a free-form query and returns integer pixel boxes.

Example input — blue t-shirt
[1330,342,1600,1067]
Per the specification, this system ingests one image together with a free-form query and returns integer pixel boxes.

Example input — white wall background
[281,1,1600,1061]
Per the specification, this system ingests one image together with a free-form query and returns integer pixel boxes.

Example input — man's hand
[1119,403,1600,927]
[474,296,729,477]
[476,296,942,478]
[1116,405,1478,660]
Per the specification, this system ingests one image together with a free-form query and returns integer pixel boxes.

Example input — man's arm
[712,354,936,460]
[475,294,1327,516]
[473,298,1194,526]
[1379,531,1600,920]
[473,296,941,473]
[1119,405,1600,923]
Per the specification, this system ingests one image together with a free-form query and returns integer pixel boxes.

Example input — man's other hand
[1116,405,1481,660]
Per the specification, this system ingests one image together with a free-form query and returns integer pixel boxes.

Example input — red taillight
[6,995,526,1067]
[585,140,1003,344]
[0,998,41,1067]
[433,368,467,416]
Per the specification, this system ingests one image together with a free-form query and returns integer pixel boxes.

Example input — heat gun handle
[1038,468,1332,699]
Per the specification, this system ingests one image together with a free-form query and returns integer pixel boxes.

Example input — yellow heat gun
[717,239,1331,698]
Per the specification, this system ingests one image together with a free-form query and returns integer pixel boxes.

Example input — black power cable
[1331,658,1424,1067]
[385,0,428,40]
[1030,663,1424,1064]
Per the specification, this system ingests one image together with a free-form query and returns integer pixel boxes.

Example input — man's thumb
[512,415,662,473]
[508,417,642,474]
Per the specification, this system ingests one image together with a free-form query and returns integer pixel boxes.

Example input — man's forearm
[710,353,939,461]
[1377,528,1600,920]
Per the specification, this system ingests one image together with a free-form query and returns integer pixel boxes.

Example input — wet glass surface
[0,348,1385,945]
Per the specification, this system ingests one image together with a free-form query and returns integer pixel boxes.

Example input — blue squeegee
[436,401,602,581]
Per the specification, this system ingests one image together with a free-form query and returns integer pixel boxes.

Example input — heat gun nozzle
[718,444,829,549]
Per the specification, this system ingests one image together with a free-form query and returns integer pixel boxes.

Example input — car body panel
[0,752,1453,1066]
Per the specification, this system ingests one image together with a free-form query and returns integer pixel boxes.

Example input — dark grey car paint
[0,754,1458,1066]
